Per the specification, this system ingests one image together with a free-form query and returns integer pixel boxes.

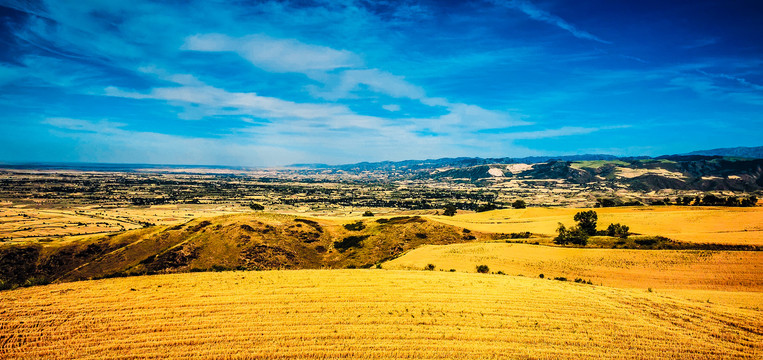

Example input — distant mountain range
[292,146,763,192]
[292,146,762,171]
[682,146,763,159]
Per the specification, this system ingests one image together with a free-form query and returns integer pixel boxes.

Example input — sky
[0,0,762,166]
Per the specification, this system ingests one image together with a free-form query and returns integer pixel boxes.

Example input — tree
[476,265,490,273]
[606,223,630,238]
[443,204,457,216]
[554,223,588,246]
[573,210,598,236]
[740,196,758,207]
[249,203,264,211]
[511,200,526,209]
[476,203,497,212]
[362,210,374,217]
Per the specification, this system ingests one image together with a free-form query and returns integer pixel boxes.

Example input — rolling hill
[0,213,485,288]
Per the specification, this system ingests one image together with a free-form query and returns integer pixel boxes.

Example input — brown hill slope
[0,213,483,288]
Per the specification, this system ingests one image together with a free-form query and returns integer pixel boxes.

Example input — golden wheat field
[0,270,760,359]
[430,206,763,245]
[382,243,762,306]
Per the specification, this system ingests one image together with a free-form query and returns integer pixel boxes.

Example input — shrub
[334,235,370,251]
[362,210,375,217]
[476,265,490,273]
[343,221,366,231]
[249,203,265,210]
[539,274,544,279]
[476,203,498,212]
[425,264,436,271]
[449,269,456,272]
[504,232,531,239]
[554,277,567,281]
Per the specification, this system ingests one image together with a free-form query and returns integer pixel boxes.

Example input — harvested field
[430,206,763,245]
[384,243,762,292]
[0,270,760,359]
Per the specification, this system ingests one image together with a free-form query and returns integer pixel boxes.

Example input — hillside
[295,155,763,191]
[0,213,484,288]
[1,270,759,359]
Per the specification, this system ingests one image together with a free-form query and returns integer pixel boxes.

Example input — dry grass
[384,243,762,291]
[0,270,760,359]
[657,289,763,311]
[0,204,249,243]
[430,206,763,245]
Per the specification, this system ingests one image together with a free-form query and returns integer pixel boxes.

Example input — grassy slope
[0,213,485,286]
[429,206,763,245]
[0,270,759,359]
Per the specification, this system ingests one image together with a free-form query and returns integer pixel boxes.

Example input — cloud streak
[494,0,610,44]
[183,34,362,74]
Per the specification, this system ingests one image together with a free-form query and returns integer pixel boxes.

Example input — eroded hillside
[0,213,485,288]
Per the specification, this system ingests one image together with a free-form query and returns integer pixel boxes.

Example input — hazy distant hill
[294,154,625,172]
[683,146,763,159]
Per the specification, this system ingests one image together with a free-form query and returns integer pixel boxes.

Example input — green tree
[554,223,588,246]
[476,203,497,212]
[443,204,457,216]
[606,223,630,238]
[573,210,598,236]
[511,200,527,209]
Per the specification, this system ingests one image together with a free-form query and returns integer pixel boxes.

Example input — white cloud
[322,69,426,99]
[502,125,629,140]
[183,33,362,73]
[104,83,378,127]
[382,104,401,112]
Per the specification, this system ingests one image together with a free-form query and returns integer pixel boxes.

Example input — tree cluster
[555,210,631,246]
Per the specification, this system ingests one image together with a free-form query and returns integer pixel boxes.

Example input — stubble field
[0,270,760,359]
[431,206,763,245]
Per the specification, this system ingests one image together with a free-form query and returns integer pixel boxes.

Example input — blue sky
[1,0,762,166]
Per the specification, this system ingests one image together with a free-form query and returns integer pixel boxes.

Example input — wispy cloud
[42,117,304,166]
[104,82,380,128]
[669,75,763,106]
[183,34,362,74]
[683,37,720,49]
[502,126,620,140]
[493,0,610,44]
